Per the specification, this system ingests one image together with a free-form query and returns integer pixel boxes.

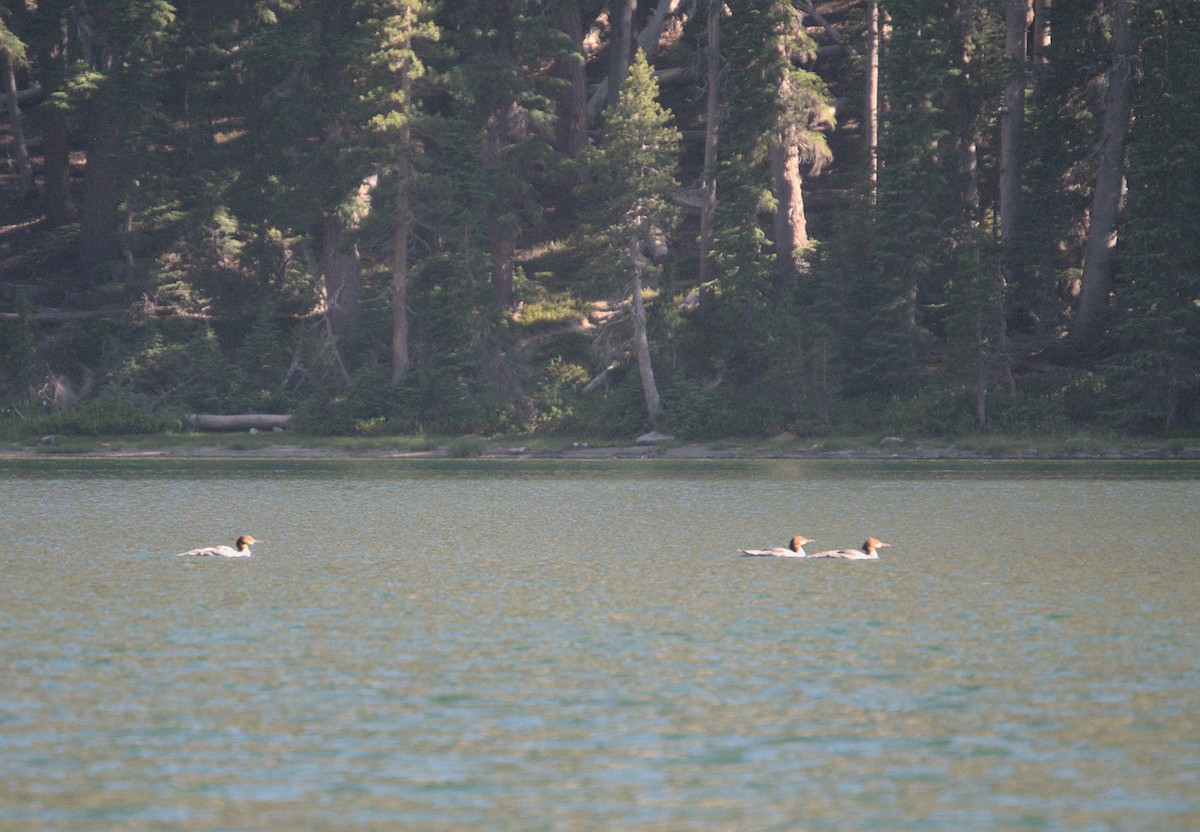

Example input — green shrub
[874,386,977,438]
[24,390,182,436]
[530,357,589,432]
[661,380,738,440]
[559,371,648,438]
[447,436,488,457]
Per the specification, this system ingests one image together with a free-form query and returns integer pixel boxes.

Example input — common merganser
[177,535,260,558]
[808,537,891,560]
[740,535,813,558]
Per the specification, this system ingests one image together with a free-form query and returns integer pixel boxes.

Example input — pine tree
[359,0,436,381]
[1022,0,1105,331]
[710,1,832,385]
[1,15,33,199]
[713,2,793,307]
[856,0,956,397]
[579,50,681,423]
[1106,1,1200,429]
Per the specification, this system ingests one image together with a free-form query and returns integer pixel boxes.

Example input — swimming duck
[177,535,260,558]
[808,537,891,560]
[739,535,813,558]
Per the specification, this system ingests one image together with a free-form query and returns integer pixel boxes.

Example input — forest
[1,0,1198,443]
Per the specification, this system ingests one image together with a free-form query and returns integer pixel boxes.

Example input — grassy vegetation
[2,427,1194,459]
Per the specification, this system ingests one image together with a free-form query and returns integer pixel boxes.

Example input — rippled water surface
[2,458,1198,831]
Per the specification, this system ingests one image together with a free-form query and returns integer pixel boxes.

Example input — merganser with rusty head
[177,535,260,558]
[740,535,813,558]
[808,537,891,560]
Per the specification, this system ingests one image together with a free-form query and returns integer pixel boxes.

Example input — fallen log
[186,414,292,431]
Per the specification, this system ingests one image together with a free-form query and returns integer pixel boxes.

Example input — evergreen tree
[4,0,1200,438]
[1,13,33,199]
[712,2,793,305]
[434,0,569,310]
[1106,1,1200,429]
[1022,0,1107,331]
[16,0,179,291]
[579,50,680,423]
[358,0,437,382]
[856,0,956,397]
[710,0,832,395]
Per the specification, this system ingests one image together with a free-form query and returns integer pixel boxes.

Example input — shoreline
[4,440,1200,461]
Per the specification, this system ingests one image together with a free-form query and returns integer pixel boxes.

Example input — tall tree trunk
[697,0,720,286]
[973,310,988,429]
[320,214,362,341]
[770,28,810,274]
[75,3,121,282]
[952,0,979,215]
[865,0,880,205]
[483,7,522,311]
[486,99,520,310]
[629,234,663,422]
[40,99,77,227]
[1032,0,1052,65]
[994,0,1028,396]
[78,88,122,280]
[605,0,636,108]
[770,139,807,271]
[953,0,989,426]
[36,29,77,229]
[391,157,412,382]
[590,0,682,114]
[2,50,33,200]
[998,0,1029,259]
[1070,0,1132,345]
[553,0,588,157]
[489,225,516,309]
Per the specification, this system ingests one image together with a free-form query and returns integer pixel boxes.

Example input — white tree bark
[629,234,663,422]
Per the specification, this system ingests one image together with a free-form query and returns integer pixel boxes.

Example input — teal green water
[2,459,1198,830]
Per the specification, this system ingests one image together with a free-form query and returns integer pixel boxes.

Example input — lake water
[1,457,1198,831]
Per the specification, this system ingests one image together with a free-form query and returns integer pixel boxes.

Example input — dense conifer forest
[1,0,1197,442]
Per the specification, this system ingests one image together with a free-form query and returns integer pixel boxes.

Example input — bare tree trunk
[995,0,1028,396]
[39,99,76,226]
[320,214,362,341]
[490,231,516,309]
[952,0,979,215]
[75,4,122,280]
[391,158,412,382]
[865,0,880,204]
[636,0,681,58]
[795,0,856,57]
[769,25,810,274]
[998,0,1029,257]
[1032,0,1052,65]
[483,5,523,311]
[78,89,122,277]
[770,139,807,271]
[1070,0,1132,344]
[606,0,636,108]
[973,310,988,429]
[590,0,683,114]
[698,0,720,286]
[629,234,663,422]
[2,50,33,200]
[553,0,588,157]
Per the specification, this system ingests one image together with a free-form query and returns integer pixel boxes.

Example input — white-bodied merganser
[177,535,260,558]
[808,537,891,560]
[740,535,813,558]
